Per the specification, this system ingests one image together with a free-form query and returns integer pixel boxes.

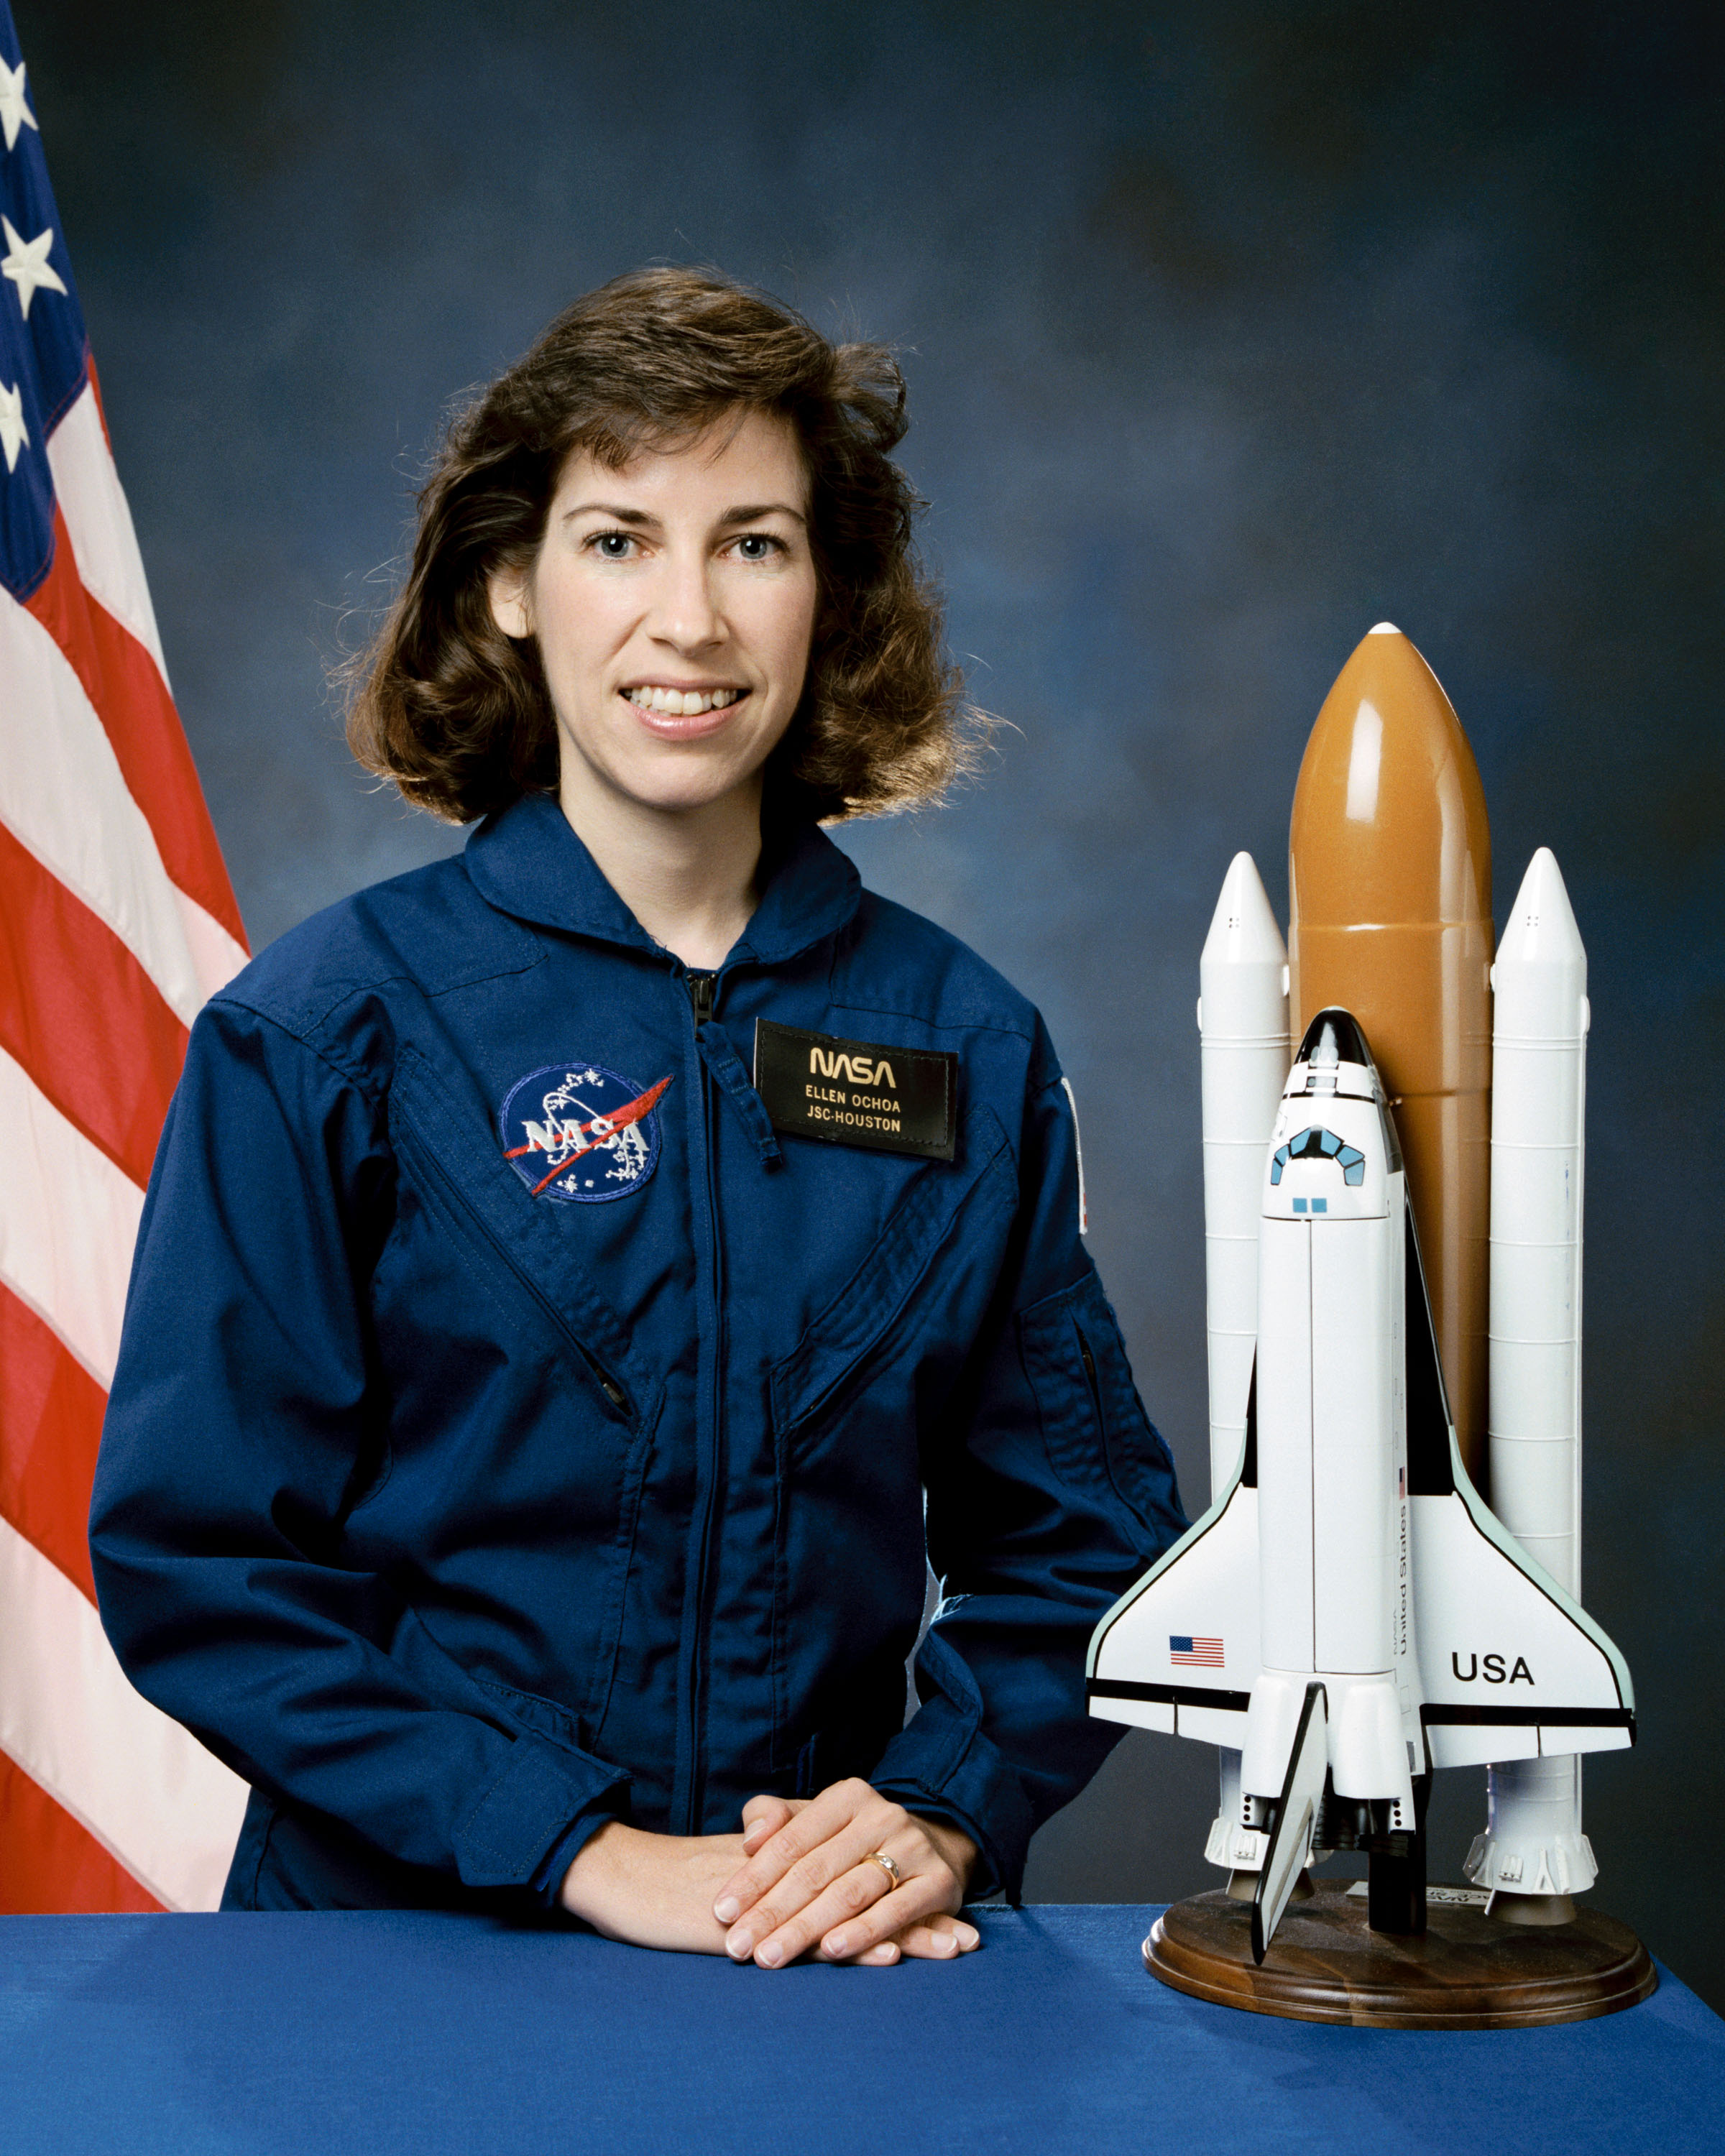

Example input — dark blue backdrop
[20,0,1721,2006]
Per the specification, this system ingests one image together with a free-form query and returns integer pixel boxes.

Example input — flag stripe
[0,1511,247,1910]
[174,883,249,1005]
[0,1041,144,1389]
[0,1285,104,1606]
[0,815,187,1188]
[55,377,248,1001]
[0,1749,163,1913]
[24,499,249,966]
[44,380,169,680]
[0,586,208,1028]
[46,384,249,959]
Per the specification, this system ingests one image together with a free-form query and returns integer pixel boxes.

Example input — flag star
[1,213,67,319]
[0,380,27,474]
[0,59,37,154]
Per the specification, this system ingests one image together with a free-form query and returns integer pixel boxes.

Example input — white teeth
[626,686,740,716]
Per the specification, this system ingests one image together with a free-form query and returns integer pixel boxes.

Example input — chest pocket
[388,1043,658,1432]
[768,1101,1017,1437]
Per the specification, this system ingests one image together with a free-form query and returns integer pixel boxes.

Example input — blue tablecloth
[2,1907,1719,2155]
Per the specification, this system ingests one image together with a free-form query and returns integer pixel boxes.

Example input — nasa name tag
[753,1020,957,1161]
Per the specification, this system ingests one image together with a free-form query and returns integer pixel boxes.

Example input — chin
[560,717,786,821]
[610,763,766,819]
[597,732,784,812]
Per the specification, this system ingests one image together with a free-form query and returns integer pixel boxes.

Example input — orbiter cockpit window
[1269,1126,1367,1187]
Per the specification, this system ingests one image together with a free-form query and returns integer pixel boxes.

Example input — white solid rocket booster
[1199,854,1292,1489]
[1467,848,1596,1914]
[1197,854,1289,1874]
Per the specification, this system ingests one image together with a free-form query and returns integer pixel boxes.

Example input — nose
[649,545,724,655]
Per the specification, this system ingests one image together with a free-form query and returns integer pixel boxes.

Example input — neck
[557,764,766,972]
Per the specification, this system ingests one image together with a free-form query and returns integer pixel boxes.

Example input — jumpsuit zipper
[678,967,722,1831]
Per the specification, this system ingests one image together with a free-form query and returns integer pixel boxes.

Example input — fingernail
[757,1940,782,1968]
[726,1930,753,1961]
[937,1932,957,1953]
[714,1897,739,1924]
[824,1932,847,1958]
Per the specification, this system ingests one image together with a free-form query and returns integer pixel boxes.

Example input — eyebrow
[561,501,808,528]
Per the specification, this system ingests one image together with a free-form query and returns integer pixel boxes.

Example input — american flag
[1169,1636,1225,1667]
[0,7,249,1911]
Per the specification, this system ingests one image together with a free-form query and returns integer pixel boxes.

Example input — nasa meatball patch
[753,1020,956,1161]
[500,1062,673,1202]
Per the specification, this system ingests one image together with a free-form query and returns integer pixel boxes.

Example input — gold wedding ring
[862,1850,902,1891]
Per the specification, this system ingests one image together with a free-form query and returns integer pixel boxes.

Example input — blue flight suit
[90,794,1184,1911]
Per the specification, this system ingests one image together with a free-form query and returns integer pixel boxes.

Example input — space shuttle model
[1087,625,1632,1962]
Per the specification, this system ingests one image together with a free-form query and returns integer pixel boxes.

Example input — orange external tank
[1287,623,1494,1486]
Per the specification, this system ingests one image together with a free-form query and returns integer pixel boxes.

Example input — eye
[730,532,783,562]
[586,529,640,561]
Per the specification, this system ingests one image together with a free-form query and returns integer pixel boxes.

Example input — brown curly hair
[345,267,985,824]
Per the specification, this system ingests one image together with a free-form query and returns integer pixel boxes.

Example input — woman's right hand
[557,1818,911,1963]
[558,1820,756,1953]
[721,1787,979,1967]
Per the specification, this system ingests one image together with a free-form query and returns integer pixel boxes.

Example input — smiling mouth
[623,685,746,717]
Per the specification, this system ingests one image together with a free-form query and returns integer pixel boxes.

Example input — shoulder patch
[500,1061,673,1202]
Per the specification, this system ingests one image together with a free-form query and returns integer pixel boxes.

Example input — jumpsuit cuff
[870,1629,1037,1901]
[453,1736,632,1898]
[528,1787,632,1909]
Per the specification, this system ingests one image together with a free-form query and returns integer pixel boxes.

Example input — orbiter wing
[1086,1378,1261,1747]
[1400,1205,1634,1767]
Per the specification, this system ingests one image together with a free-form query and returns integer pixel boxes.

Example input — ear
[487,562,533,641]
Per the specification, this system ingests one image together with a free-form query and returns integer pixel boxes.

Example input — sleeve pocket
[1018,1271,1172,1534]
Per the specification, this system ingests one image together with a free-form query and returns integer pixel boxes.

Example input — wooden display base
[1146,1883,1656,2029]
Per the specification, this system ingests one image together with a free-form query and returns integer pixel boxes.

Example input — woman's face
[491,407,819,821]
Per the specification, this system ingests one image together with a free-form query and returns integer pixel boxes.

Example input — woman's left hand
[710,1779,980,1968]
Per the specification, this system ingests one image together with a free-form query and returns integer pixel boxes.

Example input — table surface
[3,1906,1720,2155]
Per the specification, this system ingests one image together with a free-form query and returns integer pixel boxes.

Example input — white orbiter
[1087,985,1632,1960]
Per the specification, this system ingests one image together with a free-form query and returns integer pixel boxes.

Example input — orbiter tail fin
[1251,1681,1327,1962]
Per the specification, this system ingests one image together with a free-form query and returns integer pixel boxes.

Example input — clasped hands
[559,1777,980,1968]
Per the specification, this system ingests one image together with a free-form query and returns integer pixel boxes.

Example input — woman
[91,267,1185,1968]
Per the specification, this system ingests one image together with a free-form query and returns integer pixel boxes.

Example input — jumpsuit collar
[463,791,862,968]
